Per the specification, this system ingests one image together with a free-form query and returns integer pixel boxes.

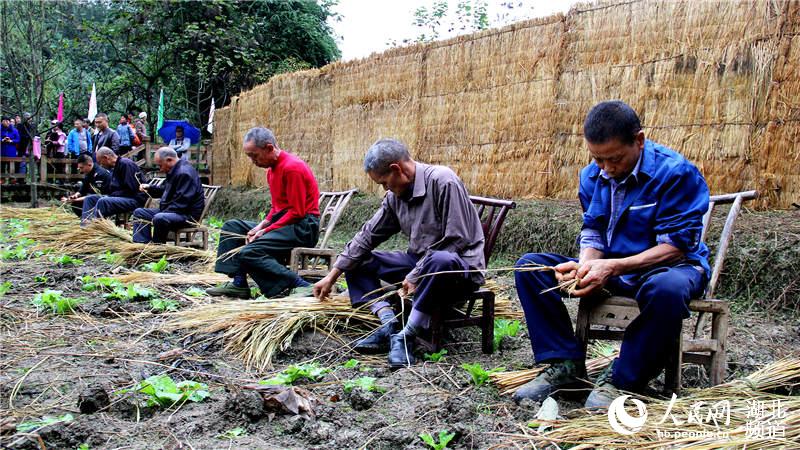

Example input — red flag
[57,92,64,122]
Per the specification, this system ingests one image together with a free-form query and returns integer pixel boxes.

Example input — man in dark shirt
[313,138,485,370]
[61,153,112,216]
[92,113,120,155]
[132,147,205,243]
[80,147,147,225]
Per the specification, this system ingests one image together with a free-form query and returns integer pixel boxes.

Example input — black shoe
[353,321,396,354]
[388,334,415,370]
[206,282,251,299]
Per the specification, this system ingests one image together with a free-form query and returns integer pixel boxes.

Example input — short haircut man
[206,127,321,299]
[512,100,710,409]
[62,152,112,217]
[313,138,485,370]
[132,147,205,244]
[80,146,147,224]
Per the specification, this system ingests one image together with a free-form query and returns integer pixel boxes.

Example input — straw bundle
[113,271,228,286]
[167,295,381,370]
[514,358,800,449]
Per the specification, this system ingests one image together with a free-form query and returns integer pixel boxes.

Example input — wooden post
[39,154,47,184]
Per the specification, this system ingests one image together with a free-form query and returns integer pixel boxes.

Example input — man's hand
[554,261,579,283]
[60,196,69,203]
[245,222,265,244]
[313,268,342,300]
[402,279,417,296]
[570,259,619,297]
[139,183,150,192]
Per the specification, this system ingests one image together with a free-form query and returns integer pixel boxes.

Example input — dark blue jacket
[109,157,148,205]
[579,140,710,281]
[147,159,205,220]
[79,165,112,196]
[1,125,20,157]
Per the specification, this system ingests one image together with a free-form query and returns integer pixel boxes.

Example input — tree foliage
[0,0,340,136]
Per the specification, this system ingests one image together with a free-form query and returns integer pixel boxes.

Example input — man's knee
[152,213,171,227]
[638,271,693,314]
[515,252,549,268]
[222,219,245,233]
[425,251,461,270]
[133,208,148,219]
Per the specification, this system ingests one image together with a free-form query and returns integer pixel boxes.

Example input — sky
[329,0,576,61]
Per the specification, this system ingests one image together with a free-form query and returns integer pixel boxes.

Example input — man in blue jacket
[66,118,93,157]
[513,100,710,409]
[80,147,148,224]
[132,147,205,243]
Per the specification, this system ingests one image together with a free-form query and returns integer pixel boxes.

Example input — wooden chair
[415,195,517,354]
[168,184,222,250]
[289,189,358,278]
[575,190,758,394]
[114,177,165,228]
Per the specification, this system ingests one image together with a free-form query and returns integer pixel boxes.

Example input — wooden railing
[0,138,213,185]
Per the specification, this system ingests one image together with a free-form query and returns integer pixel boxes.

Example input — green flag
[156,88,164,139]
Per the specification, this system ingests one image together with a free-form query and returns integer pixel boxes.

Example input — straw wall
[212,0,799,208]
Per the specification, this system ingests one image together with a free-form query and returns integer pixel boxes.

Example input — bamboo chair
[168,184,222,249]
[289,189,358,278]
[414,196,517,354]
[574,190,758,394]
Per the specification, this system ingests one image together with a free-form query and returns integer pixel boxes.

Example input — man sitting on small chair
[80,147,148,225]
[512,100,711,409]
[132,147,205,244]
[313,138,485,370]
[61,153,112,217]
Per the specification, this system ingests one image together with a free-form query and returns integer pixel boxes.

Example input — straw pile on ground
[212,0,799,208]
[167,295,382,371]
[1,206,213,266]
[500,358,800,449]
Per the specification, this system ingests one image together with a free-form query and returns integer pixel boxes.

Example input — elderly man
[80,147,147,224]
[512,100,710,409]
[92,113,120,155]
[61,153,112,216]
[206,127,320,299]
[313,138,485,370]
[131,148,204,244]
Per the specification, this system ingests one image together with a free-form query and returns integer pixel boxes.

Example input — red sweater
[261,151,320,234]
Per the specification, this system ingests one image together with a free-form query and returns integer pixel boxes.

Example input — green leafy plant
[16,413,74,432]
[207,216,225,228]
[424,349,448,362]
[0,281,11,296]
[49,254,83,266]
[120,374,210,408]
[76,444,91,450]
[142,255,169,273]
[150,298,179,312]
[34,275,48,283]
[260,363,330,385]
[97,250,123,265]
[103,283,155,301]
[250,286,261,298]
[217,427,247,440]
[32,290,84,314]
[0,238,34,260]
[493,319,521,351]
[461,363,505,387]
[0,218,29,242]
[343,376,384,394]
[419,430,456,450]
[184,286,206,297]
[81,276,123,292]
[342,358,360,369]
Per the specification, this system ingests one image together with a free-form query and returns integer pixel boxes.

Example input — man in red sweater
[207,127,320,299]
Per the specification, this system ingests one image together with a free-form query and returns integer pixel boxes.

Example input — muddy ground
[1,207,799,449]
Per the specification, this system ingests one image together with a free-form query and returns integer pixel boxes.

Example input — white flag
[87,83,97,122]
[207,97,215,133]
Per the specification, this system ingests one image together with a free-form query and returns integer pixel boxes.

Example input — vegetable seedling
[49,254,83,266]
[259,363,330,385]
[16,413,74,432]
[142,255,169,273]
[32,290,83,314]
[118,374,210,408]
[419,430,455,450]
[217,427,247,440]
[343,376,384,393]
[493,319,521,351]
[150,298,179,312]
[342,358,360,369]
[184,286,206,297]
[97,250,123,265]
[461,363,505,387]
[424,349,448,362]
[0,281,11,296]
